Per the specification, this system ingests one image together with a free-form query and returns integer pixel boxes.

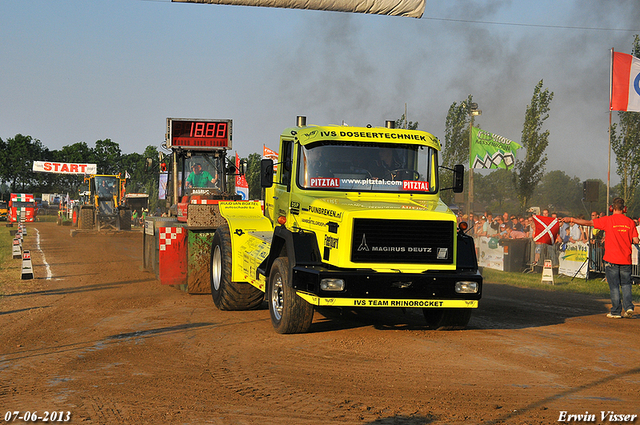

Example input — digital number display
[167,118,232,149]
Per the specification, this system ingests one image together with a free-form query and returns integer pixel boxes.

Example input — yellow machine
[0,201,8,221]
[211,116,482,334]
[78,174,131,230]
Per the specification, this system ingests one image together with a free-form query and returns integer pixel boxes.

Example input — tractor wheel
[79,208,94,230]
[118,209,131,231]
[210,225,263,311]
[422,308,472,330]
[268,257,314,334]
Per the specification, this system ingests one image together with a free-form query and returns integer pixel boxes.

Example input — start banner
[32,161,97,175]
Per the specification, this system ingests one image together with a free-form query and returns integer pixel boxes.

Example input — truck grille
[351,218,454,264]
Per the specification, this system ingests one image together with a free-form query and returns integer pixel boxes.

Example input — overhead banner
[470,128,521,170]
[171,0,426,18]
[32,161,97,175]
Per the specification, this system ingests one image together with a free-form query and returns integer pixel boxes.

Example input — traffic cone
[21,250,34,280]
[541,259,554,285]
[12,238,22,259]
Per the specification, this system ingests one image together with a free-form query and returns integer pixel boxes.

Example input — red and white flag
[263,144,279,172]
[533,215,559,245]
[235,152,249,200]
[611,51,640,112]
[263,144,278,160]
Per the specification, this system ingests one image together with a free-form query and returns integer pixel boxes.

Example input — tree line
[439,36,640,218]
[0,135,162,211]
[1,37,637,218]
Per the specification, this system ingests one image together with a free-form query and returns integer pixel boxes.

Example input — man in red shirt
[563,197,638,319]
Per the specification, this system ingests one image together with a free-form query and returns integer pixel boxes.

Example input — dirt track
[1,222,639,424]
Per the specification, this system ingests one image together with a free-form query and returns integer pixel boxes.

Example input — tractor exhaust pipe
[297,116,307,127]
[385,120,395,129]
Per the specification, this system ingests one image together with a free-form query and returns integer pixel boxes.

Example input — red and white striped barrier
[12,238,22,259]
[21,250,34,280]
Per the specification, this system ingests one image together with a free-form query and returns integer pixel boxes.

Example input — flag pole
[467,120,474,217]
[607,48,613,213]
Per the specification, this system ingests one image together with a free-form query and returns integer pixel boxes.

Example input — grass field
[0,223,24,288]
[482,267,640,301]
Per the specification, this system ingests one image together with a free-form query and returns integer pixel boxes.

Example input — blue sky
[1,0,639,185]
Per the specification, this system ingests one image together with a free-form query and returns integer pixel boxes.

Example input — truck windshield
[12,202,35,208]
[184,155,221,190]
[297,142,437,193]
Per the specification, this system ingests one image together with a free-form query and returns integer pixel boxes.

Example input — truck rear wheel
[210,225,263,311]
[268,257,314,334]
[423,308,472,330]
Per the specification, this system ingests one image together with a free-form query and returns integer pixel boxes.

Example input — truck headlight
[320,278,345,291]
[455,281,479,294]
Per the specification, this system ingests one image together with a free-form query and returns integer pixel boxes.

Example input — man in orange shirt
[562,197,638,319]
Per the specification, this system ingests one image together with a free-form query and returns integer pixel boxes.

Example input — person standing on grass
[561,197,638,319]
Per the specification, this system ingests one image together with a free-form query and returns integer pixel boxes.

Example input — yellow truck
[211,116,482,333]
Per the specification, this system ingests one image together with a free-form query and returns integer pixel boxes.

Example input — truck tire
[210,225,263,311]
[423,308,472,330]
[79,208,94,230]
[268,257,314,334]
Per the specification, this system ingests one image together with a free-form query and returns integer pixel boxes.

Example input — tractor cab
[182,153,224,194]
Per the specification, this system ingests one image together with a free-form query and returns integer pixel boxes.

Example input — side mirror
[261,159,274,188]
[453,164,464,193]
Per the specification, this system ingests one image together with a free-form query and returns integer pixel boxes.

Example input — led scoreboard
[166,118,232,150]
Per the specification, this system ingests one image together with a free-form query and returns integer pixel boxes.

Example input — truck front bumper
[291,265,482,308]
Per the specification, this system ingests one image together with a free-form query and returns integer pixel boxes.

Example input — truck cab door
[272,138,293,223]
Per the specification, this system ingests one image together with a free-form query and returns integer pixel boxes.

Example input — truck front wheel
[268,257,314,334]
[423,308,472,330]
[210,225,263,311]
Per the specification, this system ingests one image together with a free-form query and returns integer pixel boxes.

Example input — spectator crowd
[459,209,603,245]
[459,209,616,269]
